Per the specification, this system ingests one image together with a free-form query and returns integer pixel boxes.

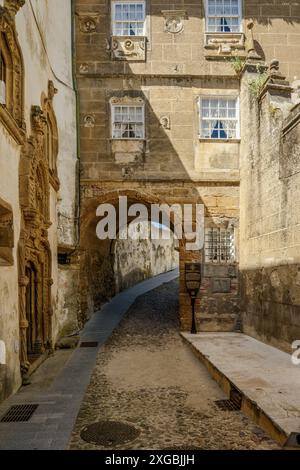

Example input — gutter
[71,0,81,248]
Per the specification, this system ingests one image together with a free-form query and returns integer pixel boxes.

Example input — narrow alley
[69,278,278,450]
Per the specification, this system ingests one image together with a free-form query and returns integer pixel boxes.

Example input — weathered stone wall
[75,0,300,81]
[0,1,77,402]
[75,0,300,337]
[239,62,300,352]
[80,182,239,331]
[113,222,179,293]
[76,0,242,332]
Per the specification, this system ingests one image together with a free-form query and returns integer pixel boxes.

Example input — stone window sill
[198,137,241,144]
[204,32,245,57]
[110,138,146,142]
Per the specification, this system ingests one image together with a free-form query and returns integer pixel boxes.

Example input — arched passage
[79,189,202,331]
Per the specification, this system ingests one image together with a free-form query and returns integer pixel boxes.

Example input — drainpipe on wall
[71,0,81,249]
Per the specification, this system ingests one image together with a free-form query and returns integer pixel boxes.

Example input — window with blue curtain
[200,98,239,140]
[206,0,241,33]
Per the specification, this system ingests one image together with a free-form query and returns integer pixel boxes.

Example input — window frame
[205,227,236,264]
[205,0,243,34]
[111,0,146,37]
[111,103,145,140]
[0,33,10,107]
[199,95,240,141]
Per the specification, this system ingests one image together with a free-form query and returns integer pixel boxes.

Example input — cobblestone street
[69,279,279,450]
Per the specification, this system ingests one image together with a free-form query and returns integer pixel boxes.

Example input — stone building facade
[0,0,78,402]
[1,0,300,405]
[75,0,300,346]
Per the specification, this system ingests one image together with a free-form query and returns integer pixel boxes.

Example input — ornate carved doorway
[18,93,58,380]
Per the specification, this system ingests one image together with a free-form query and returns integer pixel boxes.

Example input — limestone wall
[75,0,300,81]
[239,63,300,352]
[113,222,179,293]
[0,1,77,402]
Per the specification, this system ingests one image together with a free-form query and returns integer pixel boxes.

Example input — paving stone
[69,279,279,451]
[0,271,179,450]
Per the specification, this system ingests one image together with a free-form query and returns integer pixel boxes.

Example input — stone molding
[0,4,25,142]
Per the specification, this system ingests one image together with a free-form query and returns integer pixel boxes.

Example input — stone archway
[80,187,201,331]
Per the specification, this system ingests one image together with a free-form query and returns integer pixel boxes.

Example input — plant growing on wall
[248,65,268,98]
[229,56,246,75]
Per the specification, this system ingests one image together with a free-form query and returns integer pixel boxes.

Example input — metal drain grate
[80,421,140,446]
[80,342,98,348]
[215,387,242,412]
[215,399,241,411]
[0,404,39,422]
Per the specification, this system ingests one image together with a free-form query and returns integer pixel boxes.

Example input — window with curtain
[112,2,145,36]
[206,0,241,33]
[112,104,145,139]
[200,97,239,140]
[205,228,235,264]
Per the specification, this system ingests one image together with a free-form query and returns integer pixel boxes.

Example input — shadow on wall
[240,264,300,354]
[113,221,179,293]
[79,83,203,323]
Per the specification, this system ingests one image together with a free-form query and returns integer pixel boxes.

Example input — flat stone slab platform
[181,332,300,447]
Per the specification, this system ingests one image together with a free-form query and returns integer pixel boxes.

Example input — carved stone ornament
[42,81,60,191]
[84,115,95,128]
[18,101,54,377]
[160,115,170,130]
[110,36,146,62]
[4,0,25,16]
[205,32,246,56]
[78,14,100,33]
[161,10,187,34]
[0,4,25,143]
[79,63,89,74]
[110,96,144,106]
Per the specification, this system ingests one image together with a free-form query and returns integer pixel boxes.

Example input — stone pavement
[69,280,278,450]
[182,332,300,447]
[0,269,179,450]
